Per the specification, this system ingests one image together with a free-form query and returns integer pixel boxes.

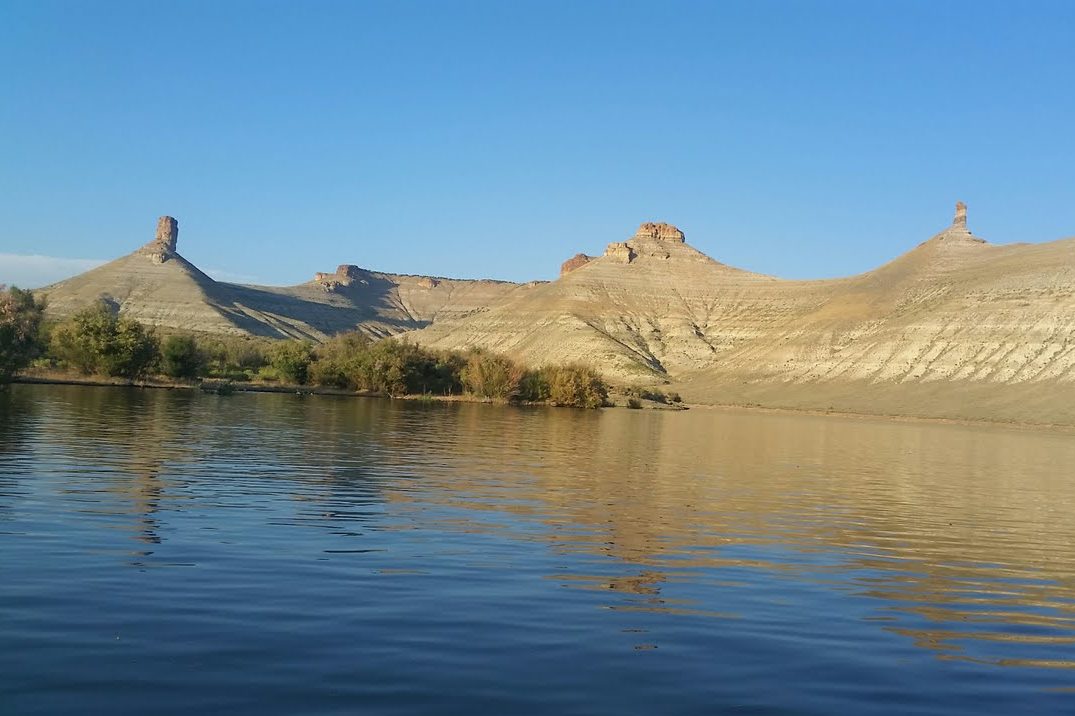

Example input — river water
[2,384,1074,715]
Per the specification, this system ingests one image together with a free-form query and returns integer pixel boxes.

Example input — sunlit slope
[410,209,1075,423]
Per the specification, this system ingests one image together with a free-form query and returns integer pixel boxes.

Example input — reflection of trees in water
[0,386,38,519]
[35,386,203,556]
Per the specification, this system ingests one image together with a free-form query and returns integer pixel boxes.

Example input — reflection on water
[2,384,1074,715]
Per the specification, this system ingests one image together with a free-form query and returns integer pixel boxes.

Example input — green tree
[49,300,159,378]
[269,341,313,384]
[160,335,206,379]
[0,286,46,383]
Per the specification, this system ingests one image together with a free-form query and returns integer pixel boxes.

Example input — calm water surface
[2,384,1075,715]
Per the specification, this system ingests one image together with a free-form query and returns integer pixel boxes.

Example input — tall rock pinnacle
[143,216,179,263]
[953,201,967,229]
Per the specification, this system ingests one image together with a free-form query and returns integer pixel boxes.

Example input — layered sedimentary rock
[409,204,1075,424]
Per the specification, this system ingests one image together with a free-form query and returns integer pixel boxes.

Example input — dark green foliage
[626,397,643,409]
[623,386,671,404]
[309,336,463,396]
[269,341,313,384]
[198,335,271,379]
[160,335,206,379]
[0,286,45,383]
[49,300,159,378]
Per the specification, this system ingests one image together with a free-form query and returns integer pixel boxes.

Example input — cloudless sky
[2,0,1073,287]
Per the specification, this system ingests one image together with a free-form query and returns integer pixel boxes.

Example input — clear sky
[2,0,1073,288]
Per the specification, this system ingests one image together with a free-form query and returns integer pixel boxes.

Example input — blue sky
[2,0,1073,287]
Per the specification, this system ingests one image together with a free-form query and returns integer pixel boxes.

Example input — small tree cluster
[0,286,46,383]
[49,300,159,378]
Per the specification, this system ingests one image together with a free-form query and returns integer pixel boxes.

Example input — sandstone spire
[143,216,179,263]
[953,201,967,229]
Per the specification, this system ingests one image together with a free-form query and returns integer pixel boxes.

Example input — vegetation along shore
[3,287,686,409]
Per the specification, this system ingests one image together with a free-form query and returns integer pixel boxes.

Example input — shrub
[544,364,608,409]
[49,300,159,378]
[518,370,551,402]
[626,397,643,409]
[309,333,371,388]
[0,286,45,383]
[160,335,206,379]
[269,341,313,384]
[461,350,524,400]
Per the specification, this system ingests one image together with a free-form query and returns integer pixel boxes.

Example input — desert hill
[407,205,1075,424]
[39,217,528,340]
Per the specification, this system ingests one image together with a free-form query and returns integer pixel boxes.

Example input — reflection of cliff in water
[376,403,1075,668]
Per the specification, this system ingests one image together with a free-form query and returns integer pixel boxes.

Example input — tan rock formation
[560,253,593,276]
[633,222,685,242]
[604,242,636,263]
[142,216,179,264]
[954,201,968,229]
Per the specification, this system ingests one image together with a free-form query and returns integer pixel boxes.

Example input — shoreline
[10,372,679,412]
[10,372,1072,432]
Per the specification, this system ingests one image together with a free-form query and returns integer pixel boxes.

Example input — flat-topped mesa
[560,253,593,276]
[314,264,370,290]
[142,216,179,264]
[632,222,685,243]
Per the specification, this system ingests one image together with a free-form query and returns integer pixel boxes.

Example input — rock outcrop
[633,222,685,243]
[560,253,593,276]
[604,242,636,264]
[315,264,369,290]
[142,216,179,264]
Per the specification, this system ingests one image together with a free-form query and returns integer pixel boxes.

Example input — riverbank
[13,369,1075,431]
[10,370,684,411]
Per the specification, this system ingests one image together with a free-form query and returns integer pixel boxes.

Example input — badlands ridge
[36,205,1075,424]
